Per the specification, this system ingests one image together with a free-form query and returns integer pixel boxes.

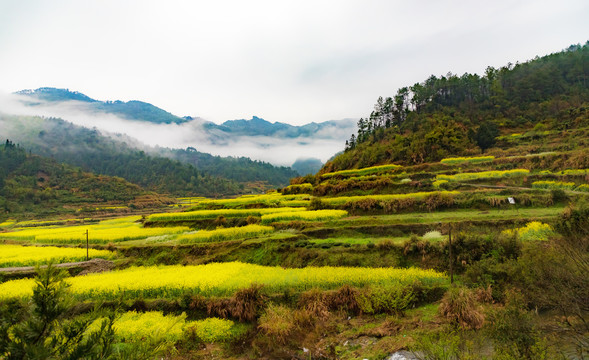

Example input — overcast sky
[1,0,588,126]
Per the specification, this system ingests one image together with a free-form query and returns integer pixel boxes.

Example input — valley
[0,42,588,359]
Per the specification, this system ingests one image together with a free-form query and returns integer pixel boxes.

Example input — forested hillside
[165,147,298,186]
[0,140,171,217]
[325,42,589,172]
[0,115,244,196]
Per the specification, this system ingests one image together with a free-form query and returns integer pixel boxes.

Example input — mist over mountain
[16,88,187,124]
[6,89,357,166]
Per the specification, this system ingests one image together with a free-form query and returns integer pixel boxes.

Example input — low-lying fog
[0,93,356,167]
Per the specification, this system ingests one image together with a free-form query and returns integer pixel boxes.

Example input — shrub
[230,284,266,322]
[424,192,455,211]
[3,264,116,359]
[328,285,361,315]
[186,317,237,343]
[432,179,448,188]
[438,285,484,330]
[282,183,313,195]
[357,285,416,315]
[298,288,330,320]
[487,290,548,359]
[258,304,296,343]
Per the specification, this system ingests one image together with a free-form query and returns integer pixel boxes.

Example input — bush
[357,285,416,315]
[438,286,484,330]
[258,304,296,343]
[487,290,548,359]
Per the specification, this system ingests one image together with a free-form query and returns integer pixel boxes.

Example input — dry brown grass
[328,284,361,315]
[257,304,296,344]
[203,284,266,322]
[298,288,330,320]
[230,284,266,322]
[438,286,485,330]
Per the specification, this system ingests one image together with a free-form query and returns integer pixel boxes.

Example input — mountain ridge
[15,88,187,125]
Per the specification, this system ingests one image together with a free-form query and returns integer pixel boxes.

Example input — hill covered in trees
[0,115,246,196]
[0,115,299,195]
[0,140,173,218]
[324,42,589,173]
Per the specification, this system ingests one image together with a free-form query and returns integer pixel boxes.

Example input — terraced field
[0,144,587,359]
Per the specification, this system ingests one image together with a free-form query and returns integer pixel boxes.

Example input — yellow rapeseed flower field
[147,207,306,222]
[440,156,495,165]
[532,180,576,190]
[0,244,114,267]
[176,224,274,244]
[261,210,348,223]
[0,216,189,244]
[321,164,402,179]
[320,191,460,206]
[88,311,239,344]
[502,221,554,241]
[0,262,447,300]
[187,193,311,209]
[436,169,529,182]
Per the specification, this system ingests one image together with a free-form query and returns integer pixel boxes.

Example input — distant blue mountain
[16,87,187,124]
[16,88,357,137]
[205,115,356,138]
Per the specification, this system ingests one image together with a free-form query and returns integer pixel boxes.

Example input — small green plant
[412,331,481,360]
[1,263,116,359]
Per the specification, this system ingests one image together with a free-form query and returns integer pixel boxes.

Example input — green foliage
[1,117,245,196]
[167,147,298,187]
[474,121,500,151]
[0,140,150,216]
[356,285,416,315]
[1,263,116,359]
[487,290,548,360]
[412,331,481,360]
[331,42,589,171]
[532,180,576,191]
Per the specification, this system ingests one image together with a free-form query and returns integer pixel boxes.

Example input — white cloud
[0,0,587,126]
